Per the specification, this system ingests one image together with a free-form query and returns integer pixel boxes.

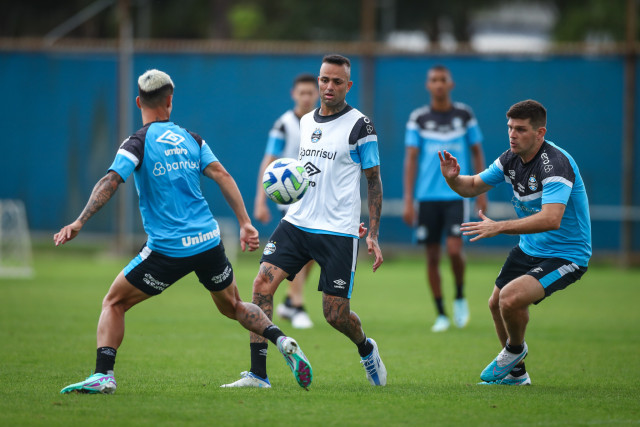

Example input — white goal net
[0,200,33,278]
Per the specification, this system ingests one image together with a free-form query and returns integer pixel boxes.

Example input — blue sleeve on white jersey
[200,142,218,172]
[355,138,381,169]
[349,116,380,169]
[541,180,571,205]
[479,158,504,187]
[108,153,136,182]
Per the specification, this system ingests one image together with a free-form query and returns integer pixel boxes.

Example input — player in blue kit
[254,74,319,330]
[403,65,487,332]
[222,54,386,388]
[54,69,311,394]
[439,99,592,385]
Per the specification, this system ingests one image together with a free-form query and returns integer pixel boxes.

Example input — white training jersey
[284,105,380,237]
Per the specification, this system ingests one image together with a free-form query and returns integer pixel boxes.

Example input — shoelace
[361,355,378,374]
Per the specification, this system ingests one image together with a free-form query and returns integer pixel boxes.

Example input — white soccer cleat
[276,303,296,321]
[360,338,387,386]
[453,298,470,328]
[431,315,450,332]
[220,371,271,388]
[291,310,313,329]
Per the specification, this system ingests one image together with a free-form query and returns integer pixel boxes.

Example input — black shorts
[261,220,359,299]
[123,242,234,296]
[495,246,588,304]
[416,200,468,245]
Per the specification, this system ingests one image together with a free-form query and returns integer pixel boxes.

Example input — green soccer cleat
[60,372,117,394]
[277,336,313,389]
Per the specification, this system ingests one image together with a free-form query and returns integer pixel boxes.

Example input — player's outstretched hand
[53,220,82,246]
[240,223,260,252]
[438,150,461,180]
[358,222,367,238]
[366,235,383,272]
[460,210,500,242]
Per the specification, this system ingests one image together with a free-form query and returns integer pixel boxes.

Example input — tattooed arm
[53,171,123,246]
[363,165,383,272]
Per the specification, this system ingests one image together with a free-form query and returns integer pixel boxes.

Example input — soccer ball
[262,158,310,205]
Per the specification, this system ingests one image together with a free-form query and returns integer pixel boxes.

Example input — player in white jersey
[253,74,319,329]
[222,54,386,389]
[54,69,311,394]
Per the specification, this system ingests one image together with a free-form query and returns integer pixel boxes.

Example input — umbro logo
[531,267,543,273]
[156,130,185,146]
[333,279,346,289]
[304,162,321,177]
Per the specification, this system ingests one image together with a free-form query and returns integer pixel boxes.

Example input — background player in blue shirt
[253,74,319,330]
[439,99,591,385]
[403,65,487,332]
[54,69,311,394]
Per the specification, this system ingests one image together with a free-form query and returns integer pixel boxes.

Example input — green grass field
[1,244,639,426]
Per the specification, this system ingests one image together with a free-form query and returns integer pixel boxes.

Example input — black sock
[284,296,293,308]
[95,346,117,374]
[250,343,268,380]
[435,297,446,316]
[455,283,464,300]
[356,335,374,358]
[510,362,527,377]
[262,325,285,345]
[505,341,524,354]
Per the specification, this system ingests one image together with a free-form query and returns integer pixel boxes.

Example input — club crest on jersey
[528,175,538,191]
[311,128,322,143]
[263,242,276,255]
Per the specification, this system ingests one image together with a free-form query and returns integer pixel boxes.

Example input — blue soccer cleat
[480,342,528,382]
[277,336,313,389]
[478,371,532,386]
[453,298,470,328]
[360,338,387,386]
[60,372,117,394]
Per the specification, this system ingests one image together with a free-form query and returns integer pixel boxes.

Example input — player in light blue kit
[439,100,591,385]
[403,65,487,332]
[54,69,311,394]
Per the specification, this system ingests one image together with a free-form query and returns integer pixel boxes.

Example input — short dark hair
[322,54,351,68]
[293,73,317,88]
[139,84,173,108]
[429,64,450,74]
[506,99,547,129]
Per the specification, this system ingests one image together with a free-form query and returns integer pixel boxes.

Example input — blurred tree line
[2,0,636,43]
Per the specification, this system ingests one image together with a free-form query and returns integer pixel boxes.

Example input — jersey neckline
[313,105,353,123]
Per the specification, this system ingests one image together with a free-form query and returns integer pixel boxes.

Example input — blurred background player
[440,99,591,385]
[403,64,487,332]
[254,74,319,329]
[223,54,386,388]
[55,69,311,394]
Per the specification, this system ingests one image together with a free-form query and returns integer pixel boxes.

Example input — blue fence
[1,49,638,252]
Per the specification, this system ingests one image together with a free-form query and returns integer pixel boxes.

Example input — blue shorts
[124,242,234,296]
[495,246,588,304]
[261,220,359,299]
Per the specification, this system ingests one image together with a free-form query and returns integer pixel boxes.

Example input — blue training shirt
[479,140,592,266]
[108,121,220,257]
[406,102,483,201]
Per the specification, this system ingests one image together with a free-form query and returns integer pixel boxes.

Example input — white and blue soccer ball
[262,158,309,205]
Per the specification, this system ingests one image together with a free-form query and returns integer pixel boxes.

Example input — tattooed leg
[322,293,366,344]
[210,279,273,334]
[250,263,287,344]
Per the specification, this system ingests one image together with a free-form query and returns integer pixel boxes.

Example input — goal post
[0,199,34,278]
